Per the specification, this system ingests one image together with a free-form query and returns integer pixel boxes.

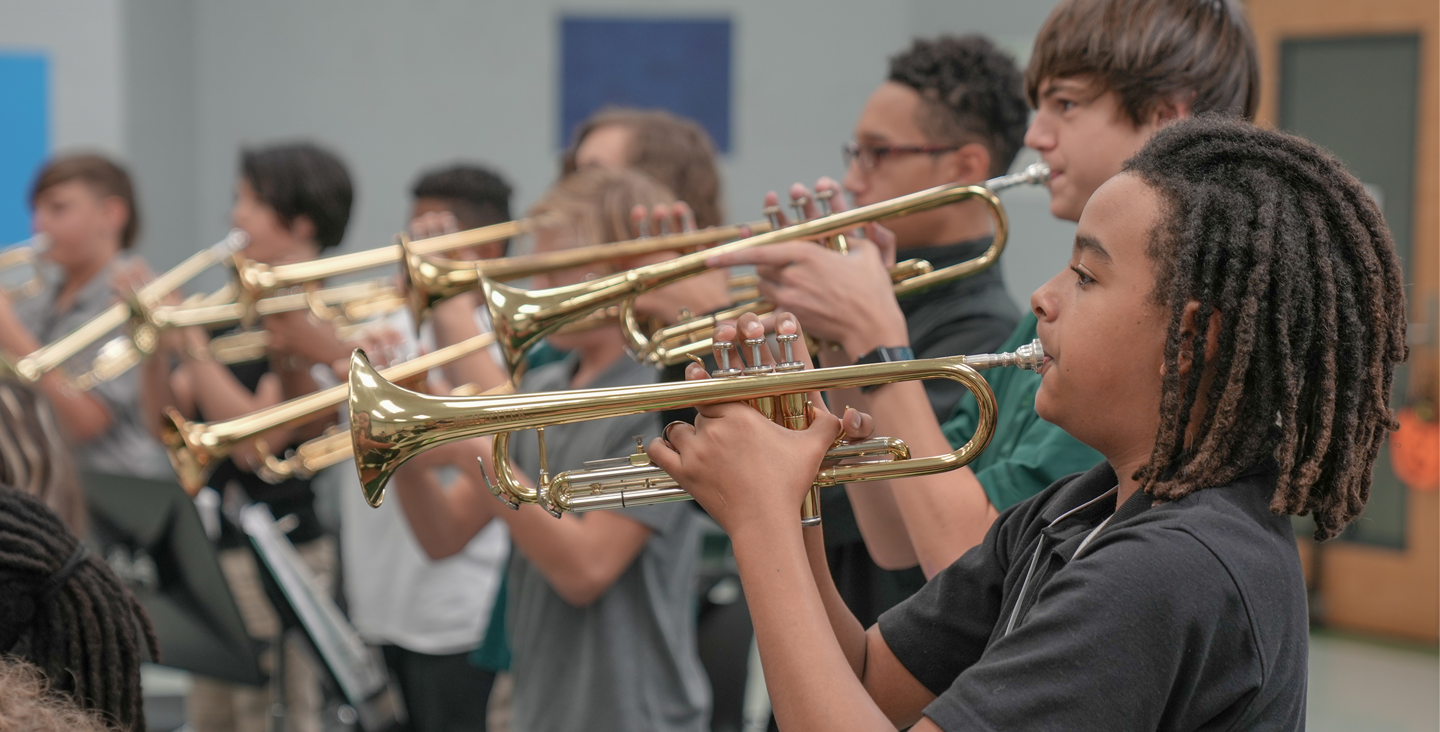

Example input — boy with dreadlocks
[650,116,1407,730]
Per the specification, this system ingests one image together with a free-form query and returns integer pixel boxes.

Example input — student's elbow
[551,565,616,607]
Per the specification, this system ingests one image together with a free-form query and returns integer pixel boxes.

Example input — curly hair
[0,487,159,730]
[0,658,114,732]
[1124,116,1408,540]
[888,35,1030,177]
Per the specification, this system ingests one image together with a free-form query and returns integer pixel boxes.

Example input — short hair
[0,382,84,536]
[410,163,513,231]
[0,486,160,730]
[1026,0,1259,124]
[240,142,354,251]
[529,167,676,250]
[1124,116,1408,540]
[29,153,141,249]
[888,35,1030,177]
[0,659,113,732]
[562,108,723,229]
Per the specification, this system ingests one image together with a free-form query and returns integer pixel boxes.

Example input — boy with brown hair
[712,0,1260,578]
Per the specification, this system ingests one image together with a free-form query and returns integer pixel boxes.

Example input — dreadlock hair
[888,35,1030,178]
[0,487,159,731]
[1124,115,1408,540]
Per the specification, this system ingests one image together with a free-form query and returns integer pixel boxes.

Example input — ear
[288,214,317,244]
[1171,301,1221,377]
[101,196,129,238]
[946,142,993,185]
[1147,91,1197,128]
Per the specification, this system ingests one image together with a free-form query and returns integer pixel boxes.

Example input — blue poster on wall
[0,52,48,244]
[560,17,732,153]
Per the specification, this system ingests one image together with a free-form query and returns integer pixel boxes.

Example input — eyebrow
[1074,234,1113,263]
[1041,79,1095,100]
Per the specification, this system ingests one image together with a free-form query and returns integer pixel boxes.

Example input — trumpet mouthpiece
[965,339,1045,372]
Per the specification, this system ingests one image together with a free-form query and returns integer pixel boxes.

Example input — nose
[1030,269,1064,323]
[1024,115,1054,153]
[842,162,866,199]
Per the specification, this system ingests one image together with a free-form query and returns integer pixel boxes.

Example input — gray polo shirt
[506,353,711,732]
[14,258,169,479]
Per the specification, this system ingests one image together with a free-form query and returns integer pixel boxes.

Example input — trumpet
[0,234,49,299]
[401,218,774,326]
[476,163,1049,372]
[231,218,533,322]
[349,335,1045,521]
[161,331,497,496]
[13,231,248,384]
[622,165,1048,366]
[253,307,620,485]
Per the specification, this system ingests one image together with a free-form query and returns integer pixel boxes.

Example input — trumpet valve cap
[763,205,782,229]
[815,189,835,215]
[711,341,742,377]
[775,332,802,368]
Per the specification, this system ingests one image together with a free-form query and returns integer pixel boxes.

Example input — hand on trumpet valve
[704,178,907,362]
[628,201,697,241]
[645,312,874,535]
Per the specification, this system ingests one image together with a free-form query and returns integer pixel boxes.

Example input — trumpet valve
[741,337,773,376]
[789,195,810,223]
[711,341,743,378]
[775,333,803,372]
[815,189,835,216]
[763,205,782,230]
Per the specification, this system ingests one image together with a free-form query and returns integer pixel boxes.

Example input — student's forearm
[183,359,271,421]
[802,525,869,675]
[33,374,112,442]
[729,520,896,731]
[861,381,997,578]
[842,482,921,569]
[139,354,178,437]
[499,497,650,607]
[392,463,497,560]
[0,315,111,441]
[431,299,509,390]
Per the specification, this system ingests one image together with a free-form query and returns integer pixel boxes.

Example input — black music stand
[80,471,266,686]
[241,504,405,732]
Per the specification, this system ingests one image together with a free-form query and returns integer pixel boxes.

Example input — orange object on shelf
[1391,405,1439,492]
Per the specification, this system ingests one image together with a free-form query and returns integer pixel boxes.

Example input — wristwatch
[855,346,914,393]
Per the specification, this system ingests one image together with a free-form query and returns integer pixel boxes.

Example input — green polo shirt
[940,312,1104,511]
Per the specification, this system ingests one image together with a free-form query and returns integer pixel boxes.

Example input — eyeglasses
[842,141,960,172]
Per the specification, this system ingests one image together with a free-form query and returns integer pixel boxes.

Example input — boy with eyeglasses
[712,35,1099,623]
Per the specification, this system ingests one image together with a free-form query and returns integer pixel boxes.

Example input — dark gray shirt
[14,259,169,478]
[506,353,710,732]
[879,461,1308,731]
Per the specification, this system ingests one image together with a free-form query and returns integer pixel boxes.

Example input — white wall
[5,0,1076,307]
[0,0,126,154]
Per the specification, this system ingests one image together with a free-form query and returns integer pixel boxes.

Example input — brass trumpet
[13,231,248,384]
[231,218,533,321]
[401,218,774,326]
[620,164,1049,366]
[161,332,497,495]
[0,235,49,299]
[349,336,1045,519]
[477,163,1049,372]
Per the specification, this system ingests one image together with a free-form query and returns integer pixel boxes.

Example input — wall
[116,0,1074,306]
